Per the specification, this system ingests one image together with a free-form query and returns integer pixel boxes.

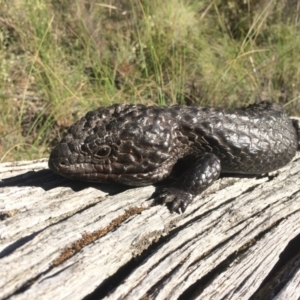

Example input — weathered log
[0,153,300,300]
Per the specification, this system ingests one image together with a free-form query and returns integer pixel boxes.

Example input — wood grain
[1,153,300,300]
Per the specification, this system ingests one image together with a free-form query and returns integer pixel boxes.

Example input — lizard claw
[155,187,194,213]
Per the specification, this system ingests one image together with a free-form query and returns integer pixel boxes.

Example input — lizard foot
[155,187,194,213]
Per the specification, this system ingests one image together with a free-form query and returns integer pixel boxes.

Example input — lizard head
[49,104,183,186]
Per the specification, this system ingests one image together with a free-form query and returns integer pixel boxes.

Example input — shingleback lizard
[49,102,300,212]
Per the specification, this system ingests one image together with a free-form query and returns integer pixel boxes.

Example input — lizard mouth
[48,142,173,186]
[48,152,165,186]
[48,156,111,183]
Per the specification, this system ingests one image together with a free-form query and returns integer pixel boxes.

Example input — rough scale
[49,102,300,212]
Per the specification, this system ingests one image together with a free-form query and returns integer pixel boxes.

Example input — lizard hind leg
[156,153,221,213]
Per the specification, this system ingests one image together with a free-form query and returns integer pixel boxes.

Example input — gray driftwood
[1,153,300,300]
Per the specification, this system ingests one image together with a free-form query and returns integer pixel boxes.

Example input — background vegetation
[0,0,299,161]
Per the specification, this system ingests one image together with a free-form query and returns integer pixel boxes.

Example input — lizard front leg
[156,153,221,213]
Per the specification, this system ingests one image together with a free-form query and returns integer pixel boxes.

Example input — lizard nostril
[57,157,70,168]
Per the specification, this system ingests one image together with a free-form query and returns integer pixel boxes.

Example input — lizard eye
[94,145,111,158]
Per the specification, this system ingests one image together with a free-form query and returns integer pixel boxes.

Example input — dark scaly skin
[48,102,300,212]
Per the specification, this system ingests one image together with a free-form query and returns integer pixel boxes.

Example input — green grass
[0,0,300,161]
